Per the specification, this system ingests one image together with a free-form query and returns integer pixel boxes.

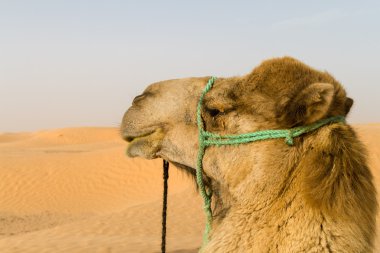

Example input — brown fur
[121,57,377,252]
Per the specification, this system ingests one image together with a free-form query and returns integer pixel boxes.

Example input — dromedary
[121,57,377,252]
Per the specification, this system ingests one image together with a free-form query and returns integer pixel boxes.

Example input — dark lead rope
[161,160,169,253]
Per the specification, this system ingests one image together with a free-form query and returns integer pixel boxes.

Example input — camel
[121,57,377,252]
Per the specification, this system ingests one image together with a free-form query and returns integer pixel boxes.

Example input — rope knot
[285,130,294,146]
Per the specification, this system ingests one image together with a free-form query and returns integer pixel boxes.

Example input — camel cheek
[225,160,252,189]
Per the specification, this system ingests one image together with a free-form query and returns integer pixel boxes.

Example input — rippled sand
[0,125,378,252]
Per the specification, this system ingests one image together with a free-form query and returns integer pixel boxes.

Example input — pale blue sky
[0,0,379,132]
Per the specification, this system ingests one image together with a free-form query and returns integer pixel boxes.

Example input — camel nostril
[132,91,154,105]
[132,94,145,105]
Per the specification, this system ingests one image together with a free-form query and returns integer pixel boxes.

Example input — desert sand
[0,125,379,253]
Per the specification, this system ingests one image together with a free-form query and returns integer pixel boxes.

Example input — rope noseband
[196,76,346,247]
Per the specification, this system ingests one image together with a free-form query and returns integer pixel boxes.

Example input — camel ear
[278,83,334,126]
[344,97,354,115]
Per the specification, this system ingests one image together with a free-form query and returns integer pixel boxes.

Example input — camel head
[120,57,376,251]
[121,57,353,194]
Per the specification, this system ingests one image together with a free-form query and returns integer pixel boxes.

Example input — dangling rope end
[161,160,169,253]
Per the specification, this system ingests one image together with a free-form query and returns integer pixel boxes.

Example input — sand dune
[0,125,379,252]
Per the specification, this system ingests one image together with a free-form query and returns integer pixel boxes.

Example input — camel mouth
[122,130,156,143]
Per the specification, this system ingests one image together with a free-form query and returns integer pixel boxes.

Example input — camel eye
[207,108,221,117]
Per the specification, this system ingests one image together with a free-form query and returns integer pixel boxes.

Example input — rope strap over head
[196,76,346,247]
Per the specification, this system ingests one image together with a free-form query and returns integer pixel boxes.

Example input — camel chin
[126,138,157,159]
[127,136,197,178]
[126,129,165,159]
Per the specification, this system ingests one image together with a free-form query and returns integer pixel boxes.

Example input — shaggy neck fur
[201,123,376,253]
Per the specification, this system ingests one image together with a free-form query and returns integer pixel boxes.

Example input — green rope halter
[196,76,345,247]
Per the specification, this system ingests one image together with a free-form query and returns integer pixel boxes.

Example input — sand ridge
[0,125,379,252]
